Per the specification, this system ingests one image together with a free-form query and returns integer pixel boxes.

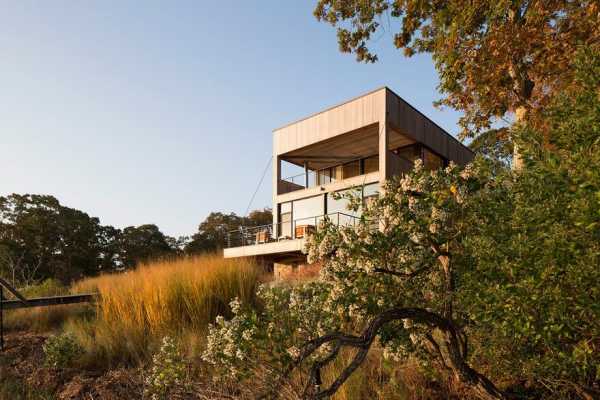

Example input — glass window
[363,155,379,174]
[293,195,324,226]
[424,148,444,170]
[342,160,360,179]
[317,168,331,185]
[396,145,421,163]
[363,183,380,211]
[327,188,362,221]
[363,183,379,198]
[278,202,292,238]
[332,165,343,181]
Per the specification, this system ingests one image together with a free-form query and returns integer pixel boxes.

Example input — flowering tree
[203,158,508,400]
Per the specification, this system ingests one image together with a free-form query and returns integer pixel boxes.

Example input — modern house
[224,87,474,277]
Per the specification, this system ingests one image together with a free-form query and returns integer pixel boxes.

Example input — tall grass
[68,254,262,366]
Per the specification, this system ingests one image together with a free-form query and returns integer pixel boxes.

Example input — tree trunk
[512,106,528,170]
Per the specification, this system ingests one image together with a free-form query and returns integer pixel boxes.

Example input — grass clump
[68,254,262,366]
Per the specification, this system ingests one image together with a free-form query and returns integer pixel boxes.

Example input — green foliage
[185,208,272,254]
[144,336,188,400]
[42,332,83,368]
[0,194,105,283]
[118,224,175,269]
[203,49,600,399]
[0,191,269,282]
[462,47,600,395]
[314,0,599,139]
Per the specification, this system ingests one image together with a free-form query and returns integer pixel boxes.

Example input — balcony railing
[226,212,358,248]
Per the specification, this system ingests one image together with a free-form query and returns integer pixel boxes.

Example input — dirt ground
[0,332,143,400]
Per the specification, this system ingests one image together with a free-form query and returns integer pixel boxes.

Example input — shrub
[43,332,83,368]
[144,336,188,400]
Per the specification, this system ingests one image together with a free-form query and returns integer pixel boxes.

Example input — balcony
[278,154,380,195]
[278,151,413,195]
[225,212,358,249]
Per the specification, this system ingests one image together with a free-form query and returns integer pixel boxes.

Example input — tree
[97,224,123,271]
[461,47,600,398]
[313,1,599,158]
[204,160,509,399]
[246,208,273,227]
[185,208,272,254]
[118,224,175,269]
[0,194,104,283]
[201,49,600,400]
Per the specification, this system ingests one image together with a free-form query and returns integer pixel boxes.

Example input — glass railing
[225,212,359,248]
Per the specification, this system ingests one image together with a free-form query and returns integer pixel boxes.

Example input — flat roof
[272,86,474,156]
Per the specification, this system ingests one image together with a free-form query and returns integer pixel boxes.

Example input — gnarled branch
[277,307,506,400]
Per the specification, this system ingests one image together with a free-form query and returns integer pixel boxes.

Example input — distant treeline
[0,194,271,284]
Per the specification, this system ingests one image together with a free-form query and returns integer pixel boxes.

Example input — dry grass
[66,254,263,366]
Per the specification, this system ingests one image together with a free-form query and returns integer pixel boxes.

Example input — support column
[304,161,309,188]
[379,92,389,182]
[272,155,280,238]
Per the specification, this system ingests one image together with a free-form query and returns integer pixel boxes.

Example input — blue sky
[0,1,463,237]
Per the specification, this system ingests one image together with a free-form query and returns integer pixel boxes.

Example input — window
[396,144,421,163]
[363,155,379,174]
[279,202,292,238]
[363,183,379,198]
[332,165,343,181]
[292,195,324,226]
[317,168,332,185]
[342,160,360,179]
[363,182,379,209]
[327,188,362,223]
[424,148,444,170]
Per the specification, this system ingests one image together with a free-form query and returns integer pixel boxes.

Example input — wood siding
[274,88,386,156]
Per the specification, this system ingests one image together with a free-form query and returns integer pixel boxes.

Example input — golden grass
[67,254,263,366]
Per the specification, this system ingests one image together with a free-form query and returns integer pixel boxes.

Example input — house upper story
[223,87,474,261]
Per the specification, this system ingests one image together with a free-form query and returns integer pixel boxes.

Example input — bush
[144,336,189,400]
[43,332,83,368]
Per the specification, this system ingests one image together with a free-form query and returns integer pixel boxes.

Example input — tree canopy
[184,208,272,254]
[0,193,269,284]
[314,1,599,147]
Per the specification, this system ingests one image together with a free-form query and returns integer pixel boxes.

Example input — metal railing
[280,156,366,192]
[226,212,358,248]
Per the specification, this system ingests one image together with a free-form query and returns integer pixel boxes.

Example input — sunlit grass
[67,254,263,366]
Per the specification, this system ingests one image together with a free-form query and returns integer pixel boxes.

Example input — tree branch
[276,307,506,400]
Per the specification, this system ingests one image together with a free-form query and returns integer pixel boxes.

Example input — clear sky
[0,1,463,237]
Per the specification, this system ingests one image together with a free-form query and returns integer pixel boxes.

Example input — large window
[292,195,324,226]
[363,155,379,174]
[342,160,360,179]
[327,188,362,223]
[395,144,421,163]
[317,168,331,185]
[279,202,292,238]
[363,182,379,198]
